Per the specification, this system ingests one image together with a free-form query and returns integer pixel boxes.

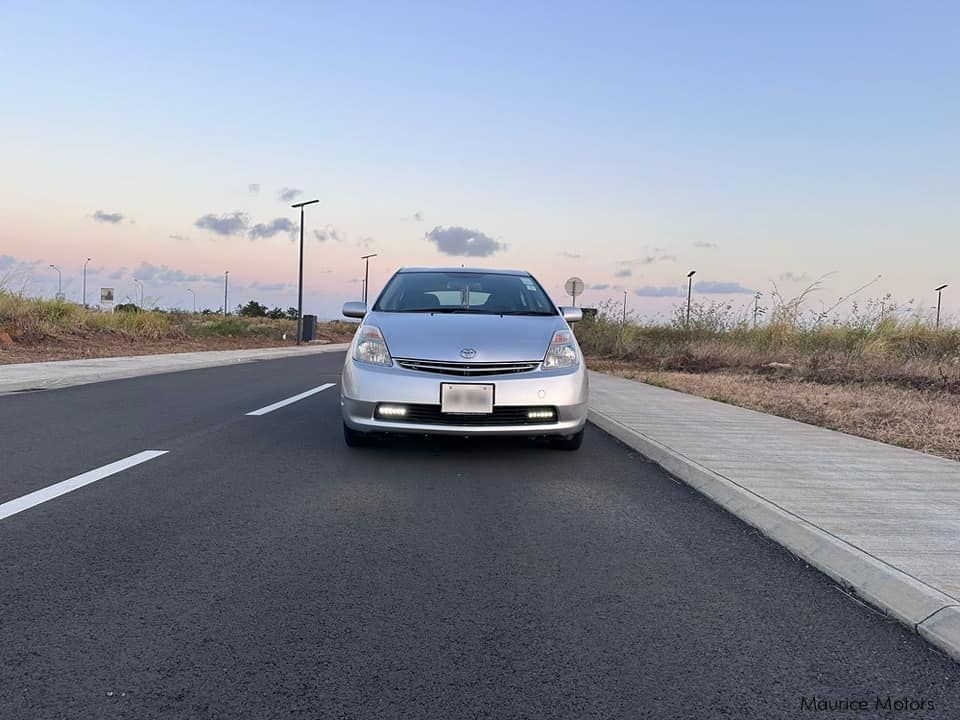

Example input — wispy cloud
[356,236,376,250]
[248,183,261,194]
[249,217,297,240]
[644,254,676,264]
[168,234,191,242]
[558,251,581,259]
[132,261,203,284]
[694,241,718,249]
[1,256,45,287]
[778,271,810,283]
[278,187,302,202]
[91,210,125,224]
[413,211,423,222]
[618,254,676,267]
[108,268,126,280]
[590,283,610,290]
[425,225,505,257]
[615,268,632,278]
[250,281,294,292]
[694,280,754,294]
[634,285,683,297]
[194,211,249,236]
[313,225,341,242]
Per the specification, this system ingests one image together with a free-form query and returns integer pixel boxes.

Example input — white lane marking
[245,383,336,416]
[0,450,169,522]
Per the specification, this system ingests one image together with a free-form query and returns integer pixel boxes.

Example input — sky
[1,1,958,320]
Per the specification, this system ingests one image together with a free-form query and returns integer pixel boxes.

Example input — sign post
[564,276,585,307]
[100,287,115,312]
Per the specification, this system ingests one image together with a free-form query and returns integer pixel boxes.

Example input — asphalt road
[1,351,958,719]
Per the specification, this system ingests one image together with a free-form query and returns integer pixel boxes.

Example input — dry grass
[0,290,357,364]
[590,360,960,461]
[580,300,960,461]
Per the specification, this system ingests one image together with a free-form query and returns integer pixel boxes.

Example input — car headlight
[542,329,579,370]
[353,325,393,366]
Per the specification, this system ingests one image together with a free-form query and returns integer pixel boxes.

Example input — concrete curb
[588,407,960,663]
[0,344,350,395]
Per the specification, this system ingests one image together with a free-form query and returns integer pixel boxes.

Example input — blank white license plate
[440,383,494,414]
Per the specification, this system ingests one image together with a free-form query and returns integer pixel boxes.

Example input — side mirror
[342,301,366,319]
[560,306,582,323]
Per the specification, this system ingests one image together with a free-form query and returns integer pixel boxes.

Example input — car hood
[366,311,567,363]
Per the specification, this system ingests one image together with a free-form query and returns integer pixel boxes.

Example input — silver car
[340,267,588,449]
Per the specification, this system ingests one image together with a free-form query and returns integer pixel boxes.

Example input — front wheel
[551,428,584,451]
[343,422,371,447]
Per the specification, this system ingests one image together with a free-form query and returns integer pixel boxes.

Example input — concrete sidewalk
[588,371,960,662]
[0,344,350,395]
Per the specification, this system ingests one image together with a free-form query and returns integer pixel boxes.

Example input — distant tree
[285,307,300,320]
[239,300,268,317]
[200,308,215,315]
[266,307,286,320]
[115,303,140,313]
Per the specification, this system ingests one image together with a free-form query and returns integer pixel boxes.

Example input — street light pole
[622,290,627,325]
[686,270,696,328]
[223,271,229,316]
[935,284,948,328]
[361,253,378,305]
[82,257,91,307]
[291,199,319,345]
[49,264,62,298]
[187,288,196,313]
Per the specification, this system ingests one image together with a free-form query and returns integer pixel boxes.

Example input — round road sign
[564,277,585,297]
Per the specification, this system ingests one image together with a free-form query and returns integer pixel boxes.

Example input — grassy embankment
[0,290,357,364]
[577,299,960,461]
[5,288,959,460]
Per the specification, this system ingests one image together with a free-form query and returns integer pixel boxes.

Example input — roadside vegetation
[577,291,960,461]
[5,281,959,460]
[0,290,357,364]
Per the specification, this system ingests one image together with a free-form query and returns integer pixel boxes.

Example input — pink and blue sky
[1,1,957,320]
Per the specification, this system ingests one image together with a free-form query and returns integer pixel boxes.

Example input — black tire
[552,428,584,451]
[343,422,370,447]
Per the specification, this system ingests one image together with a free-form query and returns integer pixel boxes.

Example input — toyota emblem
[459,348,478,359]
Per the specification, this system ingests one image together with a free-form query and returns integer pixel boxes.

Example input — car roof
[396,266,531,276]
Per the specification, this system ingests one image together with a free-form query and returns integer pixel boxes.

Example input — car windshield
[374,271,557,315]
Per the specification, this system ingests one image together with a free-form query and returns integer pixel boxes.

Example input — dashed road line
[0,450,169,522]
[245,383,336,416]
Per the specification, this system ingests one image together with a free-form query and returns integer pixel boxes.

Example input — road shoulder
[0,344,349,395]
[588,371,960,663]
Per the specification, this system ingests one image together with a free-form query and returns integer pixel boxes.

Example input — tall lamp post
[187,288,196,313]
[49,264,62,298]
[133,278,144,308]
[935,284,948,328]
[223,271,229,316]
[622,290,627,325]
[291,199,320,345]
[685,270,696,328]
[361,253,378,304]
[82,257,92,307]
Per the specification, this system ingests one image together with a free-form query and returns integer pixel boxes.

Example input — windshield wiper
[390,308,555,316]
[495,310,557,316]
[399,307,478,313]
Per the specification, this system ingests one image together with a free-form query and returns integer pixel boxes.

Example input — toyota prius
[340,267,589,449]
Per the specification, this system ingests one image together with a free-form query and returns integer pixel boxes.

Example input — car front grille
[375,404,558,426]
[395,358,540,376]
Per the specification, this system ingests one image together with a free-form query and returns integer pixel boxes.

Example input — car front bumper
[341,359,589,436]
